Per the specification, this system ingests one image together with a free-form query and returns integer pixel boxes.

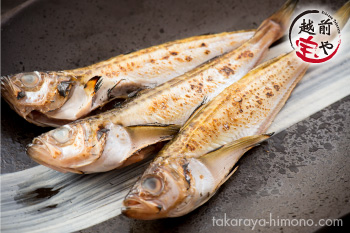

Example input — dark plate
[1,0,349,232]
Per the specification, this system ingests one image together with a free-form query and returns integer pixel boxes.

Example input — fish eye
[141,175,163,195]
[51,127,71,144]
[21,72,40,88]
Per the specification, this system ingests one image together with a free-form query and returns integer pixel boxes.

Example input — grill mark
[219,66,235,76]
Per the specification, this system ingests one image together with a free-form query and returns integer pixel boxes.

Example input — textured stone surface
[1,0,349,232]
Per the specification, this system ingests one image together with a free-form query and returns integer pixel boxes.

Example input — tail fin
[334,1,350,30]
[255,0,298,41]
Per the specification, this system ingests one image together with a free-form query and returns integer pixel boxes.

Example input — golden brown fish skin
[68,31,251,84]
[1,30,255,127]
[26,20,282,173]
[26,0,295,173]
[160,52,309,158]
[110,12,291,127]
[25,37,270,173]
[68,30,253,81]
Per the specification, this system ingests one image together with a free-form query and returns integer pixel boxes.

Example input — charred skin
[104,13,286,127]
[1,30,255,127]
[162,52,309,157]
[123,51,309,220]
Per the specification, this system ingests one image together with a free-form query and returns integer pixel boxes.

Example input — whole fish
[26,0,297,173]
[1,30,255,127]
[122,50,309,220]
[122,1,350,217]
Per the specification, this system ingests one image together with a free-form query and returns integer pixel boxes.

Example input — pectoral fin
[198,133,273,184]
[125,124,181,153]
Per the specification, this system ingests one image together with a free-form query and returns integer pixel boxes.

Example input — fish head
[1,71,74,126]
[123,161,190,219]
[26,120,107,173]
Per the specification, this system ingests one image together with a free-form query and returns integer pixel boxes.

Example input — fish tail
[255,0,298,41]
[334,1,350,29]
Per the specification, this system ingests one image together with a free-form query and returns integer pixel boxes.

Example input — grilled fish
[122,50,309,220]
[1,30,255,127]
[26,0,297,173]
[122,1,350,218]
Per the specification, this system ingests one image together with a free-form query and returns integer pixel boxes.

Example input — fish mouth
[26,138,82,174]
[122,197,164,220]
[26,138,60,171]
